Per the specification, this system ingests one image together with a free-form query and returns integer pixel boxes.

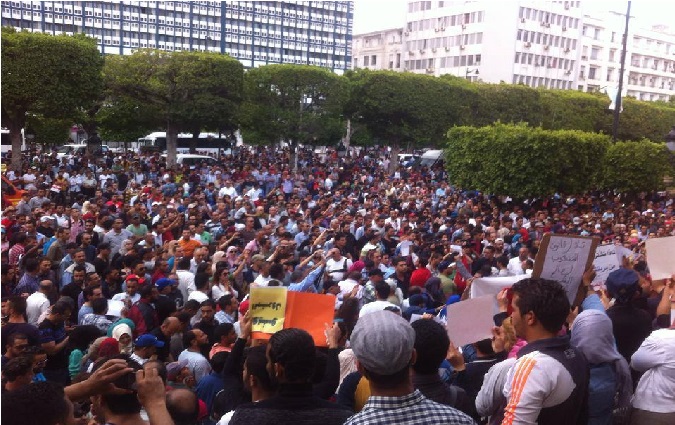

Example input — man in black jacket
[229,328,352,425]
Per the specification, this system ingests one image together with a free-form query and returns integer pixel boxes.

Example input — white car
[56,144,110,160]
[161,153,219,169]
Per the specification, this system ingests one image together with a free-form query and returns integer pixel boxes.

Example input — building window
[588,67,597,80]
[364,55,369,66]
[591,47,600,60]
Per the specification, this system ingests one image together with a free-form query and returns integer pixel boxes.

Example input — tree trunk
[389,145,400,174]
[290,141,298,172]
[166,121,178,167]
[190,131,198,154]
[9,121,23,172]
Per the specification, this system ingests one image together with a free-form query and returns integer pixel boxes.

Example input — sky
[352,0,674,35]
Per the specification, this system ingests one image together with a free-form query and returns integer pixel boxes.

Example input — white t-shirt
[359,300,398,318]
[251,274,271,288]
[178,349,212,383]
[26,292,50,326]
[111,292,141,305]
[326,257,352,283]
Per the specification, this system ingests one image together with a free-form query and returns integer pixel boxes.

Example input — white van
[418,149,444,168]
[56,144,110,160]
[161,153,218,169]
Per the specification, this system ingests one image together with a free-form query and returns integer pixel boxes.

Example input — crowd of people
[1,145,674,425]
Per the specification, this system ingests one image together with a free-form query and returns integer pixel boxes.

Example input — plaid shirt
[81,313,113,334]
[345,389,476,425]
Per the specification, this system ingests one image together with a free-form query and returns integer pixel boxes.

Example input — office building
[352,27,404,71]
[1,1,353,71]
[578,12,674,102]
[352,1,675,100]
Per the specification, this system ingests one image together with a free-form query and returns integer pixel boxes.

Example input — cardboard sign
[250,288,335,347]
[592,244,622,289]
[445,295,495,347]
[533,234,599,304]
[645,236,675,280]
[285,291,336,348]
[470,275,528,299]
[250,287,288,335]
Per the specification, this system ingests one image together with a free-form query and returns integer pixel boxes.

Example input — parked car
[160,153,219,169]
[56,144,110,160]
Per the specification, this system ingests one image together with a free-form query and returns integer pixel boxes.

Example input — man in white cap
[345,310,475,424]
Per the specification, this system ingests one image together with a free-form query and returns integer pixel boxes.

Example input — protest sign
[285,291,336,347]
[250,287,287,337]
[470,275,527,299]
[645,236,675,280]
[533,234,599,304]
[450,245,463,254]
[250,288,335,346]
[446,295,495,347]
[592,244,622,289]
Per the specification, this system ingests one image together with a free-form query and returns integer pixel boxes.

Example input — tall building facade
[402,0,584,88]
[352,27,404,71]
[1,1,353,71]
[578,12,674,102]
[352,1,675,100]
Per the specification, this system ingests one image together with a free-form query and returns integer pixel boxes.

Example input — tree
[347,70,475,172]
[104,49,243,165]
[97,97,162,148]
[240,64,348,171]
[445,123,611,197]
[601,140,673,193]
[25,115,72,146]
[1,28,103,170]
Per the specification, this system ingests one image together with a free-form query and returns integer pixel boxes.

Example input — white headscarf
[111,323,133,354]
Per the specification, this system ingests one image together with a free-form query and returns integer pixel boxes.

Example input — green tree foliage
[240,64,348,170]
[104,49,243,164]
[1,28,103,170]
[445,123,611,197]
[347,70,475,149]
[612,99,675,142]
[538,90,608,132]
[97,98,162,144]
[472,84,544,127]
[602,140,673,193]
[25,115,72,146]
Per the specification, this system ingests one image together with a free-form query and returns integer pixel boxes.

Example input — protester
[502,278,589,425]
[346,310,474,424]
[2,143,674,425]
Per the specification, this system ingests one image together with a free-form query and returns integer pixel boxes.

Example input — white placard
[445,295,495,347]
[592,244,622,289]
[470,275,528,299]
[534,235,598,304]
[645,236,675,280]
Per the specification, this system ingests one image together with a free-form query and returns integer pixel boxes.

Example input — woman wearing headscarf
[571,309,633,425]
[111,322,133,354]
[424,276,445,307]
